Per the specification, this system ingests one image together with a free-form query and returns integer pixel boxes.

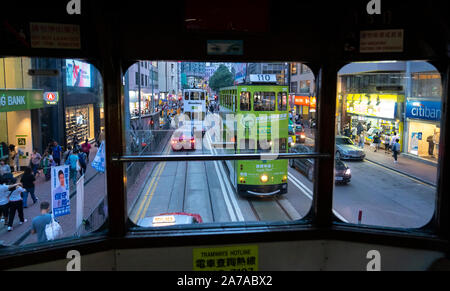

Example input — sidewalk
[304,127,437,186]
[362,144,437,186]
[0,145,107,246]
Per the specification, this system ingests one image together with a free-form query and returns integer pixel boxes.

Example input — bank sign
[0,89,44,112]
[406,100,441,121]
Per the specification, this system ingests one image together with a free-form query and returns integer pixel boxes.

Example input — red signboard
[294,96,310,106]
[310,97,316,108]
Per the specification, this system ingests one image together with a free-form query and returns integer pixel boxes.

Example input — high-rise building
[158,61,179,101]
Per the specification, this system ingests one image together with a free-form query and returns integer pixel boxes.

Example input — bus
[182,89,207,135]
[218,84,289,197]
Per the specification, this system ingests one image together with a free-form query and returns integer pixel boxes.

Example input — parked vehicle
[289,144,351,184]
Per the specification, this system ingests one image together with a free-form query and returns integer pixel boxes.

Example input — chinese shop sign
[193,245,258,271]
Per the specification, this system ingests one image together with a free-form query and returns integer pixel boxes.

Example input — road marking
[132,143,171,222]
[288,172,349,223]
[133,162,163,222]
[364,159,436,189]
[205,131,244,222]
[140,162,166,220]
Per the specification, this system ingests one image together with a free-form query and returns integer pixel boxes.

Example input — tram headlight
[260,174,269,183]
[282,175,287,182]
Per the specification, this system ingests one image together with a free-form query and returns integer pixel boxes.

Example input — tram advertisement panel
[51,165,70,217]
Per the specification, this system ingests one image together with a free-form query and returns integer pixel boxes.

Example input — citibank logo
[407,101,441,121]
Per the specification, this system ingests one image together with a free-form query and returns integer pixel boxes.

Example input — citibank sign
[406,100,441,121]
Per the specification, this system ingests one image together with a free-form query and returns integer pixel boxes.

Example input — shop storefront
[346,93,404,149]
[291,95,316,121]
[0,89,44,167]
[65,104,95,146]
[405,100,441,161]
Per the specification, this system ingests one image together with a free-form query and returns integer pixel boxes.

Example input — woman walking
[7,181,27,231]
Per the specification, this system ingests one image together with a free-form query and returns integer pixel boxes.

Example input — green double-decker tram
[219,84,289,197]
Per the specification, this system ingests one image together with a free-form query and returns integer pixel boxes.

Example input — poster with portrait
[410,132,419,155]
[66,59,91,88]
[51,165,71,217]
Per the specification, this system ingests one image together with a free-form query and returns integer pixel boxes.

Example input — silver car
[335,135,365,160]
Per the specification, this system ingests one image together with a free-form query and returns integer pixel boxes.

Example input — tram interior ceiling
[0,0,449,271]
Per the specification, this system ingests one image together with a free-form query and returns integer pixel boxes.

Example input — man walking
[31,201,52,243]
[392,138,401,164]
[52,141,63,166]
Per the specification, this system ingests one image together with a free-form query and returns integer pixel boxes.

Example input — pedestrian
[31,201,52,243]
[7,181,27,231]
[390,132,399,152]
[51,141,63,166]
[41,151,54,181]
[392,138,400,164]
[21,167,38,208]
[0,159,12,180]
[359,132,365,149]
[373,133,381,152]
[77,150,87,176]
[8,144,18,172]
[30,149,42,177]
[357,122,364,135]
[426,135,435,156]
[384,134,391,154]
[67,150,79,185]
[81,138,91,162]
[0,176,21,226]
[62,145,72,165]
[351,127,357,141]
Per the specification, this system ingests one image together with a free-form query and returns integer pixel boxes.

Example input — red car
[171,130,196,151]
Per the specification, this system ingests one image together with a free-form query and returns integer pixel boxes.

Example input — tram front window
[124,61,315,227]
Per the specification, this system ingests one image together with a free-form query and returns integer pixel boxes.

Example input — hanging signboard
[0,89,44,112]
[30,22,81,49]
[360,29,404,53]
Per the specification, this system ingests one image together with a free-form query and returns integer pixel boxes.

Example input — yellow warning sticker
[193,245,258,271]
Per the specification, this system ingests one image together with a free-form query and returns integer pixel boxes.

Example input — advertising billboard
[66,59,91,87]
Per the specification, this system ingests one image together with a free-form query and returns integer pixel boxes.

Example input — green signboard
[0,89,44,112]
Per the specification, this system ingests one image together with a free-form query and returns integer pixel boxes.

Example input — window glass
[335,61,440,228]
[124,61,316,228]
[240,92,250,111]
[0,57,107,249]
[191,92,200,100]
[254,92,275,111]
[278,92,287,111]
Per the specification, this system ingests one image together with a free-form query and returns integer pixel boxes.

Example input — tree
[208,65,234,92]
